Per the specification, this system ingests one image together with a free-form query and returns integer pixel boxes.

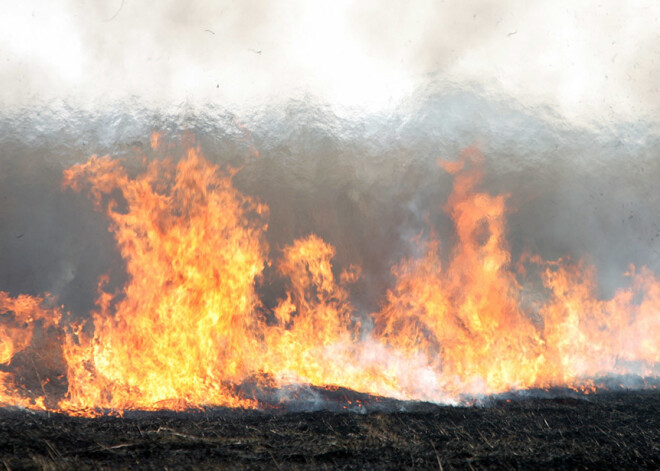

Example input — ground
[0,390,658,470]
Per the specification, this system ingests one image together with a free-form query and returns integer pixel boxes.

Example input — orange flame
[0,292,60,408]
[60,148,269,412]
[0,141,658,415]
[375,148,659,396]
[376,148,545,396]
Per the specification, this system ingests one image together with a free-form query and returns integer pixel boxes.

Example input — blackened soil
[0,391,658,470]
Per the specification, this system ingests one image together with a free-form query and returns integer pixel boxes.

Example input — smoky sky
[0,1,658,124]
[1,86,659,319]
[0,1,659,318]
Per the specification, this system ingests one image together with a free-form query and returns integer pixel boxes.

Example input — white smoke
[0,0,657,124]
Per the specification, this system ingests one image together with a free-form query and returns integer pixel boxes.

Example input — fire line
[1,139,658,416]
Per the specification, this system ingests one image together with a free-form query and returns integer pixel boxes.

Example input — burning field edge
[3,144,660,414]
[1,389,658,470]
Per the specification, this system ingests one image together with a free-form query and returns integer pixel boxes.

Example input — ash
[1,390,658,470]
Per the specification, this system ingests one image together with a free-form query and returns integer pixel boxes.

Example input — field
[0,389,658,470]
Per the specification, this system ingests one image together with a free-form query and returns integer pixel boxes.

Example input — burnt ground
[0,390,658,470]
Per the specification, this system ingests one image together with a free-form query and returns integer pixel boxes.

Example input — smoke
[1,86,658,318]
[0,1,658,123]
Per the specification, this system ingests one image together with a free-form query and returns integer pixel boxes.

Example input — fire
[0,137,658,415]
[59,148,269,411]
[375,148,659,396]
[0,292,60,408]
[376,148,546,396]
[260,235,419,399]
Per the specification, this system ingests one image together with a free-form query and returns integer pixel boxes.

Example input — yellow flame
[0,142,657,415]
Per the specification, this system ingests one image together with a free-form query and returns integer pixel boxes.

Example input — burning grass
[1,135,659,468]
[2,140,659,415]
[0,389,658,470]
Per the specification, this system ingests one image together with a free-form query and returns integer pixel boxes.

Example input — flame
[375,148,545,396]
[375,148,659,396]
[59,148,269,412]
[261,235,409,398]
[0,292,60,408]
[0,140,658,415]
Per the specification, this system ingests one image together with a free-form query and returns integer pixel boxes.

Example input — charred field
[1,388,659,470]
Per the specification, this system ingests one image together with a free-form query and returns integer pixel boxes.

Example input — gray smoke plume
[1,85,659,317]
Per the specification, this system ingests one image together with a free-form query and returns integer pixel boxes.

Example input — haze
[0,0,657,124]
